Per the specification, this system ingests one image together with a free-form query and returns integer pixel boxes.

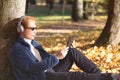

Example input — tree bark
[109,0,120,46]
[0,0,26,79]
[71,0,83,21]
[94,0,120,47]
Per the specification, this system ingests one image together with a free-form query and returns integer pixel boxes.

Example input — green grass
[27,7,107,27]
[27,8,71,25]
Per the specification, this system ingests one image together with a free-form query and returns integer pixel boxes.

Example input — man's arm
[10,48,59,73]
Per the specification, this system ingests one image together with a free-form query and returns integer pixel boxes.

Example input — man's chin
[32,37,35,40]
[27,37,35,40]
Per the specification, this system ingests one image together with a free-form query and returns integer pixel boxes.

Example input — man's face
[22,20,37,40]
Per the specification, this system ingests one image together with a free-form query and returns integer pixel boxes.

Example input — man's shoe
[111,73,120,80]
[67,35,76,48]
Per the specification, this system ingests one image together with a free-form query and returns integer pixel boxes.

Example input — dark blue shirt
[10,36,59,80]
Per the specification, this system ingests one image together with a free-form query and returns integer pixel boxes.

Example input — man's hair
[21,16,35,28]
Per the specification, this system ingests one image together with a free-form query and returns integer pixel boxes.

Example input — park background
[27,0,119,73]
[0,0,120,80]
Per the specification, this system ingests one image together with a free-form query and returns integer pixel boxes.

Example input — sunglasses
[25,27,37,31]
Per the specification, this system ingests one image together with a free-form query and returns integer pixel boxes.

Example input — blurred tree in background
[71,0,83,21]
[95,0,120,47]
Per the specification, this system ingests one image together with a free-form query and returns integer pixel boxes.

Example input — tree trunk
[94,0,120,47]
[83,1,89,20]
[71,0,83,21]
[109,0,120,46]
[0,0,26,80]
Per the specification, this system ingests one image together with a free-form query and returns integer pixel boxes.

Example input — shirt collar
[23,38,32,45]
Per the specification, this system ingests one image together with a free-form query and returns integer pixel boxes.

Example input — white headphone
[17,16,26,33]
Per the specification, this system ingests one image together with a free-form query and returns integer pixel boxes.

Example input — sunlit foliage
[36,28,120,73]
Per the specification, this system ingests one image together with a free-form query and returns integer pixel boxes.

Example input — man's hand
[56,47,69,59]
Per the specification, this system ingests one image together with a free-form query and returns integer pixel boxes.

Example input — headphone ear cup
[17,24,24,33]
[17,22,24,32]
[17,16,26,33]
[20,25,24,32]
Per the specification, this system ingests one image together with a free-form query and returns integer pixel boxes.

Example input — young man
[10,16,120,80]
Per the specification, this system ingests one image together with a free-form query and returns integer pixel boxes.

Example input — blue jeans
[46,48,113,80]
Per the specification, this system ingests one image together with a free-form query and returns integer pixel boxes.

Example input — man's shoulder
[11,41,23,50]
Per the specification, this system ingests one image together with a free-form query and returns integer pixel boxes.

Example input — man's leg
[53,48,101,73]
[53,50,74,72]
[69,48,102,73]
[46,71,113,80]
